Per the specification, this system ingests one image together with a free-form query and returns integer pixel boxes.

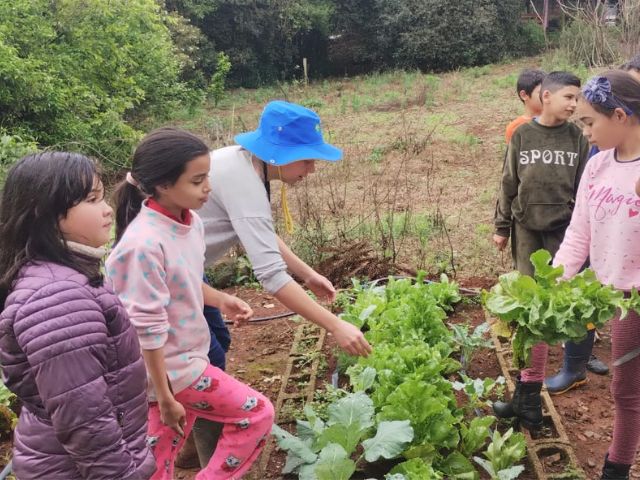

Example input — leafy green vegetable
[272,424,318,474]
[378,378,461,451]
[347,365,376,392]
[387,458,444,479]
[473,428,526,480]
[362,420,414,462]
[340,273,461,348]
[451,374,505,412]
[459,416,496,457]
[354,341,460,407]
[327,391,375,432]
[314,444,356,480]
[439,450,480,479]
[483,249,626,367]
[279,275,527,479]
[336,275,514,479]
[450,322,494,369]
[272,392,414,479]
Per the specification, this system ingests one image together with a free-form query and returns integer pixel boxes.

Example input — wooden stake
[303,57,308,87]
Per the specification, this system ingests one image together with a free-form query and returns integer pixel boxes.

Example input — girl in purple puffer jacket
[0,152,155,480]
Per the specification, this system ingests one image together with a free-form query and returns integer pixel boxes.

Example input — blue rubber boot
[544,329,594,395]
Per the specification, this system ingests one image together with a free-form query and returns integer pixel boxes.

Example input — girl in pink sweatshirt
[554,70,640,480]
[106,128,274,480]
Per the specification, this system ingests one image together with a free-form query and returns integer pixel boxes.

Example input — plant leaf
[362,420,414,462]
[389,458,444,479]
[271,424,318,465]
[439,451,479,479]
[473,456,496,477]
[314,443,356,480]
[348,365,377,392]
[317,423,363,455]
[327,391,375,431]
[497,465,525,480]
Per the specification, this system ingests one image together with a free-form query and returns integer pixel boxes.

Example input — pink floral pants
[147,364,274,479]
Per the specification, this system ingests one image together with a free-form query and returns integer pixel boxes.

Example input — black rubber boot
[545,330,594,395]
[601,454,631,479]
[493,376,543,431]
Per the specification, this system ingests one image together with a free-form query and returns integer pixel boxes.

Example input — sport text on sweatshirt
[495,121,590,236]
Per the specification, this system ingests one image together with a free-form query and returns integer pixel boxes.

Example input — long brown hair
[0,152,103,304]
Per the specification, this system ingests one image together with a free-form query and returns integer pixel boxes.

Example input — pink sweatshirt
[554,149,640,290]
[106,204,209,400]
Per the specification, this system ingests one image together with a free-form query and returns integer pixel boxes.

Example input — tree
[0,0,192,171]
[376,0,526,71]
[167,0,334,87]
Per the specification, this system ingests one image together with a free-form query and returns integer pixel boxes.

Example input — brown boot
[193,418,223,466]
[175,431,200,469]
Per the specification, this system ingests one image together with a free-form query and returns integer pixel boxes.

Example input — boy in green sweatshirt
[491,72,589,429]
[494,71,589,276]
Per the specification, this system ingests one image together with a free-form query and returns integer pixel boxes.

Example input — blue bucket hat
[234,101,342,166]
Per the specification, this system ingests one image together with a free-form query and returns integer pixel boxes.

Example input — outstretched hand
[304,272,337,303]
[220,293,253,327]
[331,319,372,357]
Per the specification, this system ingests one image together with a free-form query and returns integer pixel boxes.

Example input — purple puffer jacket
[0,262,156,480]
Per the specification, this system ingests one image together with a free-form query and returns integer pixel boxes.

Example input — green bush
[338,0,538,72]
[0,130,38,185]
[169,0,335,88]
[510,21,547,57]
[0,0,195,175]
[383,0,527,70]
[208,53,232,107]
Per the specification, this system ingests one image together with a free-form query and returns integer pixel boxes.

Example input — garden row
[272,274,527,479]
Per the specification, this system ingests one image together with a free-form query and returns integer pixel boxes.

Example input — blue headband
[582,76,634,116]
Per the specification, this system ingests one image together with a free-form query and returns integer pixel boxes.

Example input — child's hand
[636,177,640,197]
[220,293,253,327]
[493,234,509,251]
[304,272,337,303]
[331,319,372,357]
[159,397,186,436]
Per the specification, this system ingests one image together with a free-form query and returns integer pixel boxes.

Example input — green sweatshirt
[494,120,589,237]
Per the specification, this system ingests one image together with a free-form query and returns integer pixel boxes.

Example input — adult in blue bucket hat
[188,101,371,467]
[235,100,343,165]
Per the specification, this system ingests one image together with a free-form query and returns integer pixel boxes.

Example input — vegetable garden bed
[0,280,626,479]
[268,275,535,480]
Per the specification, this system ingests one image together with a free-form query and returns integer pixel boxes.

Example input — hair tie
[125,172,140,187]
[583,76,634,116]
